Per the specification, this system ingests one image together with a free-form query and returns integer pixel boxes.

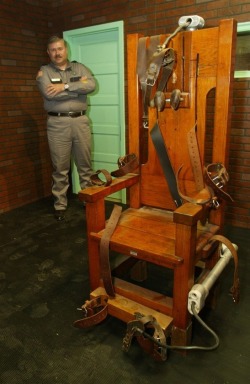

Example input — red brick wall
[0,0,52,212]
[0,0,249,228]
[228,78,250,227]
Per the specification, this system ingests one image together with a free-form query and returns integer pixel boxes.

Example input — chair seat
[90,206,220,269]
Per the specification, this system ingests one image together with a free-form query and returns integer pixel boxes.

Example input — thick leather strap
[90,169,112,186]
[100,204,122,297]
[134,313,167,361]
[150,121,182,207]
[176,165,212,205]
[89,153,139,187]
[73,295,109,328]
[183,127,233,206]
[111,153,139,177]
[143,48,175,112]
[137,36,160,127]
[204,163,234,203]
[187,124,204,191]
[137,36,160,84]
[156,48,175,93]
[137,37,175,126]
[209,235,239,304]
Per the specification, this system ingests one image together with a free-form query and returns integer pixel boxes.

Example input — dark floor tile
[0,196,249,383]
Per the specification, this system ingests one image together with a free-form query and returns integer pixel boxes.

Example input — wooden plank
[90,205,219,267]
[91,227,181,268]
[78,173,139,203]
[90,286,173,331]
[113,278,173,317]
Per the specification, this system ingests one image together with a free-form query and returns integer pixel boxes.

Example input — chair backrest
[127,19,237,227]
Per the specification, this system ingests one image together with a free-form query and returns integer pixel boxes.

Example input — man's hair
[47,36,67,48]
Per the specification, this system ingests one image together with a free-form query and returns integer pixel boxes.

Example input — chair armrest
[173,202,203,226]
[78,173,139,203]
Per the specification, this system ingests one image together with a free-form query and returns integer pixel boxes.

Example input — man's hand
[46,83,65,96]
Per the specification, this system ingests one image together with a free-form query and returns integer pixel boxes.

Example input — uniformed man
[36,36,96,221]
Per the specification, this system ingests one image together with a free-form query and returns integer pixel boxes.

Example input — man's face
[47,40,68,67]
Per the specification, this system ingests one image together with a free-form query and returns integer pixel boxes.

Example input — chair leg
[171,321,193,348]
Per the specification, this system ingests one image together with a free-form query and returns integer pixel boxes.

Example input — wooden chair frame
[79,19,237,346]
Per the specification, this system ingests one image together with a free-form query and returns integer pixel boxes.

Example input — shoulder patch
[36,70,43,79]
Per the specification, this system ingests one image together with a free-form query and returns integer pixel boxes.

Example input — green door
[63,21,125,202]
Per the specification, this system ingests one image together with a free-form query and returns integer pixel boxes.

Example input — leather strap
[111,153,139,177]
[143,47,175,114]
[137,36,160,127]
[124,313,167,361]
[176,165,212,205]
[204,163,234,203]
[100,204,122,297]
[73,295,109,328]
[89,153,139,187]
[209,235,239,304]
[90,169,112,186]
[137,37,175,129]
[156,48,175,93]
[150,121,182,207]
[187,124,204,191]
[182,128,234,206]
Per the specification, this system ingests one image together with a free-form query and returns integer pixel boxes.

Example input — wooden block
[90,287,173,332]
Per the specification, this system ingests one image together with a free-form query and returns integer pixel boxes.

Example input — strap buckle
[123,312,167,361]
[145,76,156,87]
[145,63,158,86]
[205,163,234,203]
[211,197,220,209]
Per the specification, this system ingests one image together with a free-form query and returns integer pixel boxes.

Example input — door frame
[64,21,126,203]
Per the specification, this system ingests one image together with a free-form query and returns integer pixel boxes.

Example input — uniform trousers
[47,114,92,211]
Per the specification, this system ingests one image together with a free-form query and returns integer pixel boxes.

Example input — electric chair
[75,18,239,360]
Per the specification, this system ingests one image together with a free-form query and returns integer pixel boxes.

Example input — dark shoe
[54,210,66,221]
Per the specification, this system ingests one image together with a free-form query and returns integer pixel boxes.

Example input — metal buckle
[77,306,88,317]
[145,77,156,86]
[146,63,158,86]
[211,198,220,209]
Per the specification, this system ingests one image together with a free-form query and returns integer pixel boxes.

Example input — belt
[48,111,86,117]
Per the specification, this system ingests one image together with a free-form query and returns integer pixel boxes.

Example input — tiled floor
[0,195,249,384]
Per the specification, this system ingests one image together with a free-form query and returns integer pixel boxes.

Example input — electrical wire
[161,18,192,49]
[136,302,220,351]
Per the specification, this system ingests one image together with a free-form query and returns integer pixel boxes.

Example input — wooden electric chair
[76,19,237,357]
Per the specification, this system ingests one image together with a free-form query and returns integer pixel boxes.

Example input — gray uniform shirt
[36,60,96,112]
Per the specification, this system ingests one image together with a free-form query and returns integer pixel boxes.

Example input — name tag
[51,78,62,83]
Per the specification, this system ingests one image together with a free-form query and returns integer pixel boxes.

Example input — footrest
[90,287,173,332]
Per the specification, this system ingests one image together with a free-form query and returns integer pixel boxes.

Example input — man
[36,36,96,221]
